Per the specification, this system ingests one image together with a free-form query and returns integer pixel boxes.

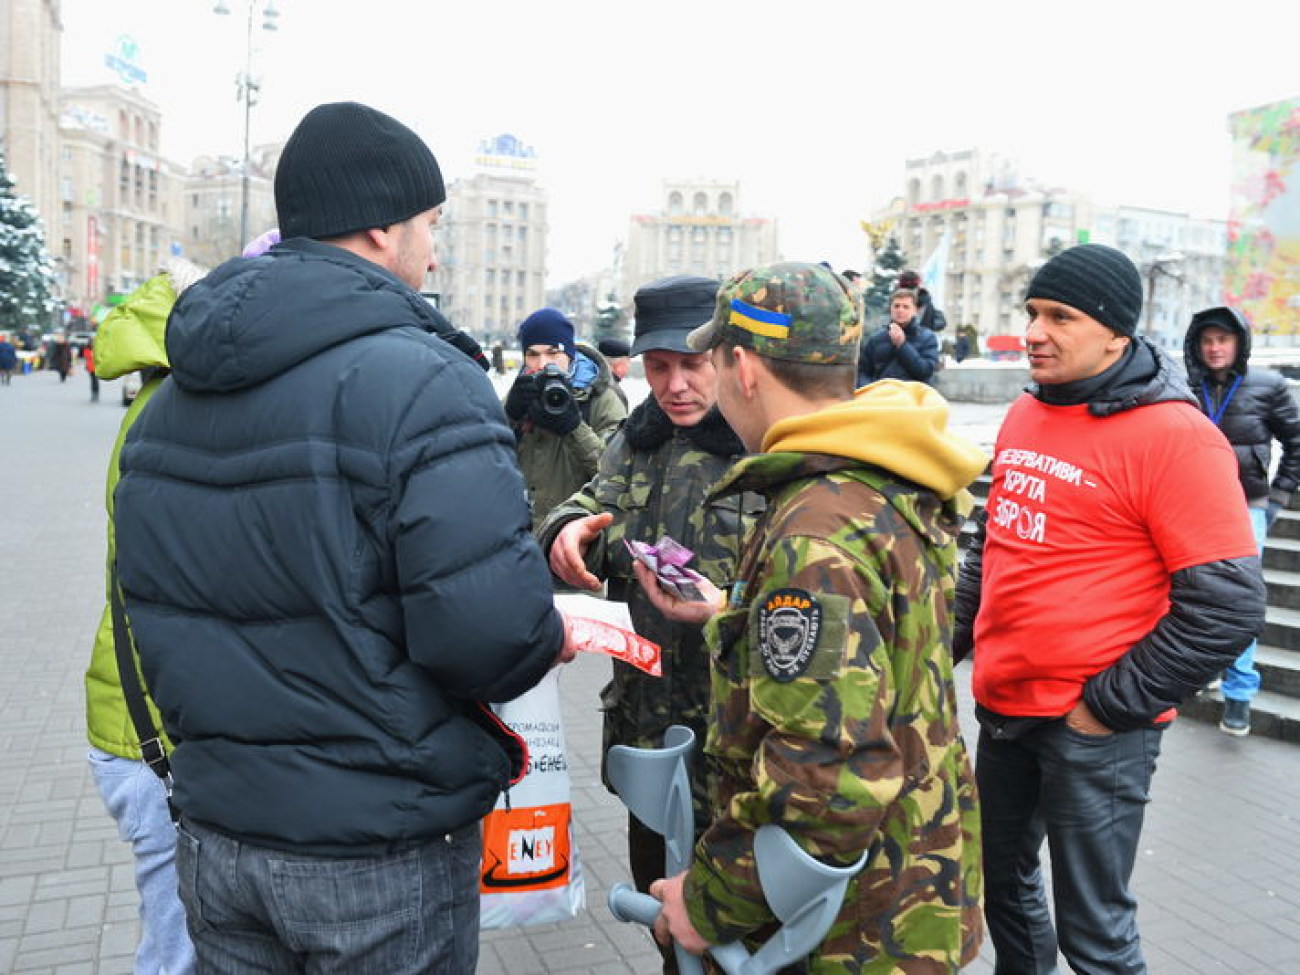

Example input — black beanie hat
[1026,244,1143,337]
[274,102,446,240]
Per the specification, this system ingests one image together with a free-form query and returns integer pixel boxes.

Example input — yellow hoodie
[762,379,989,500]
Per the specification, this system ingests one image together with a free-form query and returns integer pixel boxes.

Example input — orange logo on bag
[480,803,572,892]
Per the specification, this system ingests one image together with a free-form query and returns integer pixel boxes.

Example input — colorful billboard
[1224,98,1300,335]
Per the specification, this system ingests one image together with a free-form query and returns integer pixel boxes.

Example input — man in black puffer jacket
[115,102,572,974]
[1184,305,1300,735]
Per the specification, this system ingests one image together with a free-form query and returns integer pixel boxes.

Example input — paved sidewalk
[3,371,1299,973]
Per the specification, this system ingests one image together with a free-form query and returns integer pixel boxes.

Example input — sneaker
[1219,698,1251,736]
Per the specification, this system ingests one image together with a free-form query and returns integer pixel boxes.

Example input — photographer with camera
[505,307,627,527]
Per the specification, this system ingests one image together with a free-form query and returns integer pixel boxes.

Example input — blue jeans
[977,720,1163,975]
[1222,506,1266,703]
[174,817,481,974]
[88,748,196,975]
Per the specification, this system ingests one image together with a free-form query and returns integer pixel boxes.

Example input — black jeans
[977,719,1163,975]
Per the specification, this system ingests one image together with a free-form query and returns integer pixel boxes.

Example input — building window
[719,192,734,216]
[693,192,707,215]
[668,192,684,216]
[488,200,498,218]
[518,203,528,220]
[504,200,514,217]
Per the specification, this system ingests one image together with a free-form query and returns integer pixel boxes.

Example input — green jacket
[537,399,759,817]
[510,343,627,528]
[84,273,177,759]
[683,383,989,973]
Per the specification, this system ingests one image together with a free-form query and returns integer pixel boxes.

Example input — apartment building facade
[0,0,62,253]
[58,84,184,314]
[620,178,778,307]
[430,134,548,346]
[894,149,1226,349]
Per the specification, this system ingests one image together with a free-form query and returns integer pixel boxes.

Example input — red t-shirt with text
[973,395,1257,717]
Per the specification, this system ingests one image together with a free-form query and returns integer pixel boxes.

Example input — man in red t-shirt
[953,244,1264,975]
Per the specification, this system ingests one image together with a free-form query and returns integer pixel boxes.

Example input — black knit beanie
[274,102,446,240]
[1026,244,1143,337]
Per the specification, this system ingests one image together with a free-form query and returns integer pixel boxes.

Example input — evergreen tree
[0,152,60,329]
[863,234,905,324]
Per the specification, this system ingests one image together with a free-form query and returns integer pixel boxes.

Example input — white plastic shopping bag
[479,668,585,928]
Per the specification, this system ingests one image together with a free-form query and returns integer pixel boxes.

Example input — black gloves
[504,370,538,422]
[530,368,581,436]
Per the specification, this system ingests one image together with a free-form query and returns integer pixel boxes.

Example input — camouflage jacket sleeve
[684,533,905,945]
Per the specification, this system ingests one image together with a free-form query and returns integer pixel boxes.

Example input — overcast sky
[60,0,1298,284]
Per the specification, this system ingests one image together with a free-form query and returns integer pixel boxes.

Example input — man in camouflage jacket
[538,277,758,968]
[640,262,987,973]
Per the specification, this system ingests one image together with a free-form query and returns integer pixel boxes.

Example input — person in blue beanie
[504,307,627,527]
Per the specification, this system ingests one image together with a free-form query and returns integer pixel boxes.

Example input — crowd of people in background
[28,98,1279,974]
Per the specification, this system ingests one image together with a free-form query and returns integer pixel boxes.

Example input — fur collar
[624,397,745,457]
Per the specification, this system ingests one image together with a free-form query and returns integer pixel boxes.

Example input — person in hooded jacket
[85,259,204,975]
[1184,304,1300,735]
[954,245,1265,975]
[505,307,627,528]
[536,275,758,974]
[113,102,573,974]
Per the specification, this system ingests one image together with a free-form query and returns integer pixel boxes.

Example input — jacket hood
[166,239,442,393]
[569,342,614,397]
[92,273,176,380]
[759,379,989,499]
[1184,305,1251,380]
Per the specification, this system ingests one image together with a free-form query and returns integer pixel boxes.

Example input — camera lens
[536,366,572,415]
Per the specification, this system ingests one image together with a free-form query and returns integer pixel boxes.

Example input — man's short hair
[891,288,919,306]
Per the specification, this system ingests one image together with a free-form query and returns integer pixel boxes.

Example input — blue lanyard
[1201,375,1243,426]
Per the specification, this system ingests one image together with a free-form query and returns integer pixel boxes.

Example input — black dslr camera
[536,364,575,415]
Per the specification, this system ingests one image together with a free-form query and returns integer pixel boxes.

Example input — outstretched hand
[632,561,724,626]
[550,513,613,591]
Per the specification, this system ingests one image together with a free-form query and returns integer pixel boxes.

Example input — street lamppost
[213,0,281,251]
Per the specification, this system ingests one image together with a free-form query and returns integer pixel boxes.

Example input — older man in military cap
[638,262,987,972]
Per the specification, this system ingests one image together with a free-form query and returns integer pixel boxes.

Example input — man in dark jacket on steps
[115,102,573,974]
[955,244,1265,975]
[1184,305,1300,735]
